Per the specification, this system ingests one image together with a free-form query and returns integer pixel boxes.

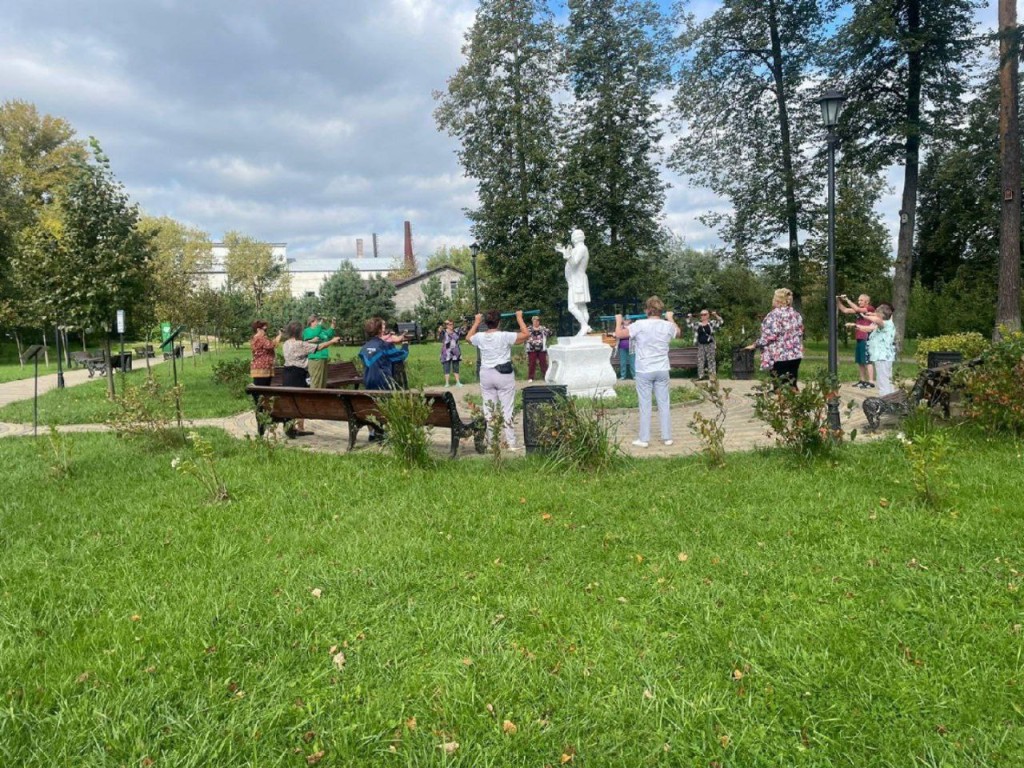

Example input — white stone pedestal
[545,335,617,398]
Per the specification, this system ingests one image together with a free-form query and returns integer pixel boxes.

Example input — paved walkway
[0,362,885,458]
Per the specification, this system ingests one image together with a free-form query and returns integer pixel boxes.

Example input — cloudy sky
[1,0,1001,269]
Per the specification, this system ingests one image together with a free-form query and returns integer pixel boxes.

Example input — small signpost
[20,344,46,437]
[116,310,126,390]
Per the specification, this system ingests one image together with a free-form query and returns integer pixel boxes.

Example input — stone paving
[0,361,884,458]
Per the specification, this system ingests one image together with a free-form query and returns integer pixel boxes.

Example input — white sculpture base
[545,335,617,398]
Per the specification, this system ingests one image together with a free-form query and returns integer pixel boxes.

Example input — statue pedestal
[545,335,617,398]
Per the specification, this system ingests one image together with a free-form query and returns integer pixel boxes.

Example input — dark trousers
[528,350,548,379]
[251,376,272,407]
[771,358,801,389]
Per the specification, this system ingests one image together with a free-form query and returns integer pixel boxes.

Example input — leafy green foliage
[210,358,251,400]
[138,216,213,331]
[106,376,181,443]
[955,330,1024,433]
[688,379,730,468]
[434,0,562,312]
[913,332,988,367]
[896,409,957,508]
[751,368,844,458]
[318,262,395,338]
[223,231,289,313]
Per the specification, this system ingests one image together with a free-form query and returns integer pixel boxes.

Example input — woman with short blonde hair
[746,288,804,388]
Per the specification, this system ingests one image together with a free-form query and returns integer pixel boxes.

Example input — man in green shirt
[302,314,335,388]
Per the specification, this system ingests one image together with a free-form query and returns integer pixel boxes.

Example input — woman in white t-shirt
[614,296,680,448]
[467,309,530,449]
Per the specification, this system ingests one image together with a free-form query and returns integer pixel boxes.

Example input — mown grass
[1,429,1022,766]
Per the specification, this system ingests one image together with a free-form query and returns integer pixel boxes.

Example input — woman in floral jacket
[746,288,803,388]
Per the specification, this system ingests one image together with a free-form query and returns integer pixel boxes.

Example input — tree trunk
[14,330,24,367]
[995,0,1022,339]
[891,0,923,350]
[768,0,802,311]
[104,336,115,400]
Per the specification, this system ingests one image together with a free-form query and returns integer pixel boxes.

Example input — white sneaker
[527,379,533,383]
[663,440,674,446]
[631,439,649,448]
[456,381,463,388]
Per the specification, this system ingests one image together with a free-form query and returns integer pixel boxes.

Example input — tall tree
[14,139,152,397]
[0,101,86,325]
[559,0,672,304]
[671,0,828,309]
[139,216,213,330]
[995,0,1021,336]
[434,0,563,312]
[222,231,289,313]
[833,0,982,345]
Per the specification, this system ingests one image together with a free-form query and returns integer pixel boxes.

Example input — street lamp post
[818,89,846,431]
[469,242,481,378]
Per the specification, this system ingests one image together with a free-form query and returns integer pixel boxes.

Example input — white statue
[556,228,591,336]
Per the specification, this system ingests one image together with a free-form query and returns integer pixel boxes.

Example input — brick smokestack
[356,238,364,258]
[403,221,416,274]
[372,233,379,258]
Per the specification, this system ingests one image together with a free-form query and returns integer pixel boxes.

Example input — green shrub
[107,377,181,442]
[535,396,622,472]
[211,358,251,399]
[955,330,1024,434]
[751,369,845,459]
[374,390,435,470]
[914,332,988,368]
[689,380,730,468]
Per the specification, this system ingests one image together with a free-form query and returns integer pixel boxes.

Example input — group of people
[249,313,408,438]
[246,285,895,449]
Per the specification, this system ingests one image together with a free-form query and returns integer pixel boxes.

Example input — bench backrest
[271,360,361,388]
[249,386,462,428]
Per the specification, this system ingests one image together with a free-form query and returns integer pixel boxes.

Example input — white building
[205,242,289,291]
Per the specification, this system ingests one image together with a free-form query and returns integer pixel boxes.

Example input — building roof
[392,265,466,289]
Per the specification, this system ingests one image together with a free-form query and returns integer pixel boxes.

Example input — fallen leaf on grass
[677,552,689,562]
[617,596,628,604]
[130,614,141,622]
[306,750,325,765]
[719,734,731,748]
[406,717,417,731]
[311,588,322,599]
[302,731,316,743]
[879,498,890,508]
[643,688,654,700]
[438,741,459,754]
[332,652,346,670]
[462,657,473,666]
[560,749,575,764]
[76,672,90,683]
[542,513,552,522]
[731,669,744,681]
[141,758,155,767]
[503,720,518,735]
[486,703,495,715]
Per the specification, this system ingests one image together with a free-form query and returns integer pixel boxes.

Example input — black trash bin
[110,351,133,372]
[927,351,962,369]
[522,385,568,454]
[731,346,755,380]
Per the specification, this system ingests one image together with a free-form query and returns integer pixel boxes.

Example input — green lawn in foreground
[1,429,1022,766]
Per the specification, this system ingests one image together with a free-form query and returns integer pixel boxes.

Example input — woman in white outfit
[467,309,529,449]
[614,296,680,448]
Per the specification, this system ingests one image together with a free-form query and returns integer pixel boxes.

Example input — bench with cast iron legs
[862,358,981,430]
[246,385,486,458]
[610,345,699,375]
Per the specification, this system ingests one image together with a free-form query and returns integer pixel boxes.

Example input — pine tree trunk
[891,0,923,350]
[995,0,1022,339]
[768,0,802,311]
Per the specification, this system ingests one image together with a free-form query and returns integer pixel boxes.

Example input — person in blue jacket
[359,317,410,441]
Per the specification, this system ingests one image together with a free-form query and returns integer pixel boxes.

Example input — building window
[305,291,315,298]
[449,280,459,296]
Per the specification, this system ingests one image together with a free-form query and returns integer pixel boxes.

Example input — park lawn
[1,429,1023,766]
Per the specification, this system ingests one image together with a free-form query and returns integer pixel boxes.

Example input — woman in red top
[250,320,281,386]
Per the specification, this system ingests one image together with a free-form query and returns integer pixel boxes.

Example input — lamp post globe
[817,90,846,431]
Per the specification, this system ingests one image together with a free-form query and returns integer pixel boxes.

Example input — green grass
[2,429,1023,766]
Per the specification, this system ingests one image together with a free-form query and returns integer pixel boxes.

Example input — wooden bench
[862,358,980,430]
[134,345,156,358]
[246,386,486,458]
[270,360,363,389]
[609,345,699,373]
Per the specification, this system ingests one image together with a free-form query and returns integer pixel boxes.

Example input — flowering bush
[954,330,1024,434]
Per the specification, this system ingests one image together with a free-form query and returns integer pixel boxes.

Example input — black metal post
[472,251,481,379]
[55,325,65,389]
[826,126,841,431]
